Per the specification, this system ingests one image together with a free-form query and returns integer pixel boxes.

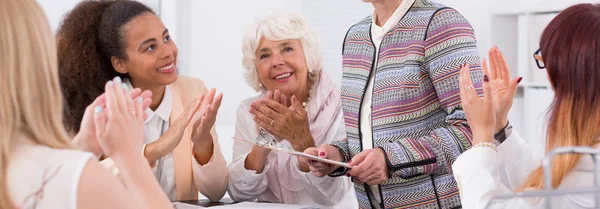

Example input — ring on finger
[269,120,275,126]
[463,85,475,91]
[368,175,372,180]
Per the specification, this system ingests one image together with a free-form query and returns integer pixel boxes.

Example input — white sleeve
[496,131,541,190]
[288,109,352,206]
[227,104,271,202]
[452,130,538,209]
[287,156,352,206]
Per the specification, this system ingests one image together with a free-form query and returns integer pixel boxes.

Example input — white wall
[37,0,80,32]
[38,0,162,32]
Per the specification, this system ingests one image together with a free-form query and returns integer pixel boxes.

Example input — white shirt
[452,131,598,209]
[126,80,177,200]
[228,96,358,209]
[8,143,93,209]
[360,0,415,206]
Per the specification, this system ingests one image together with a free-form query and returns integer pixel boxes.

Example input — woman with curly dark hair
[57,0,228,201]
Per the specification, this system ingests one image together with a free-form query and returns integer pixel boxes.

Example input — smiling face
[255,38,309,97]
[112,12,178,89]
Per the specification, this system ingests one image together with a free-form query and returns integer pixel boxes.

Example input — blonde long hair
[0,0,72,207]
[519,4,600,190]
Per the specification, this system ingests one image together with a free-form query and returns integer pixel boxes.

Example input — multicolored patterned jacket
[331,0,484,208]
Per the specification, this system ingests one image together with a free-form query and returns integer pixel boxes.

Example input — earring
[259,83,264,88]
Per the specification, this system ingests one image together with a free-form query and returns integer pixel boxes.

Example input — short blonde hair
[241,12,323,92]
[0,0,71,207]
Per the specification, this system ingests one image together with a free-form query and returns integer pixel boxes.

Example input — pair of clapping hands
[72,77,222,162]
[70,77,151,161]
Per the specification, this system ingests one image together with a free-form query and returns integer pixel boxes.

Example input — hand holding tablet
[282,149,353,169]
[233,137,353,169]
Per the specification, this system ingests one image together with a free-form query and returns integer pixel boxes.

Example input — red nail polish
[484,75,489,82]
[319,152,325,157]
[346,173,351,177]
[518,77,523,83]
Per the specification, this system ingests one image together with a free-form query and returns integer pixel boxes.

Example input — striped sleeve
[328,140,351,177]
[378,7,483,179]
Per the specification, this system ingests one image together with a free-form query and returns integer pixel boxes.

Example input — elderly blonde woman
[227,13,357,208]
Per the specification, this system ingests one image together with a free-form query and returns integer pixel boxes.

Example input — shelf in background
[518,82,552,88]
[490,0,599,15]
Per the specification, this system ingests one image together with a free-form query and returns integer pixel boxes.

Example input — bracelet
[473,142,497,152]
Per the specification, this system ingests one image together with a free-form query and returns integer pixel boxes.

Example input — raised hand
[485,46,521,132]
[190,88,223,146]
[190,88,224,164]
[143,93,204,165]
[73,87,152,158]
[459,64,495,144]
[93,77,147,159]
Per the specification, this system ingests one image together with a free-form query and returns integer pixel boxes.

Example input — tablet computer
[285,149,354,169]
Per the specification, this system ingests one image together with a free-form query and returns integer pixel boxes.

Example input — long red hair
[520,3,600,190]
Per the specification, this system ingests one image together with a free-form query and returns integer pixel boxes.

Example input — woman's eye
[283,47,293,52]
[146,45,155,51]
[260,54,270,59]
[163,36,170,43]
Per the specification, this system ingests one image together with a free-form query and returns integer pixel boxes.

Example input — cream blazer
[102,76,228,201]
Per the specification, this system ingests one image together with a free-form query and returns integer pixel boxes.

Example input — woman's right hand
[485,47,521,132]
[459,64,495,144]
[93,77,146,160]
[302,144,344,177]
[143,93,204,165]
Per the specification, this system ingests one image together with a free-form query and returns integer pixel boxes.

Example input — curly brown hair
[57,0,153,133]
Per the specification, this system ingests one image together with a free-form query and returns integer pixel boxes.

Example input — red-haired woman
[453,3,600,208]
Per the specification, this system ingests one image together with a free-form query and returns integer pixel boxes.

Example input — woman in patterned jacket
[305,0,510,208]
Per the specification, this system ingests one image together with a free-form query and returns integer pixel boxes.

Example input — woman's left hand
[459,64,495,144]
[250,91,315,152]
[486,47,521,132]
[190,88,223,162]
[74,88,152,158]
[347,148,388,185]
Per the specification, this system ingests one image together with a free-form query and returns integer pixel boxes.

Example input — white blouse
[361,1,416,206]
[227,96,358,209]
[8,143,93,209]
[452,130,598,209]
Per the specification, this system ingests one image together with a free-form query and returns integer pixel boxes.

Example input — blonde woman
[1,0,172,208]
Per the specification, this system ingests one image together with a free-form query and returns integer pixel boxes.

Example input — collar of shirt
[371,0,415,39]
[124,79,172,124]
